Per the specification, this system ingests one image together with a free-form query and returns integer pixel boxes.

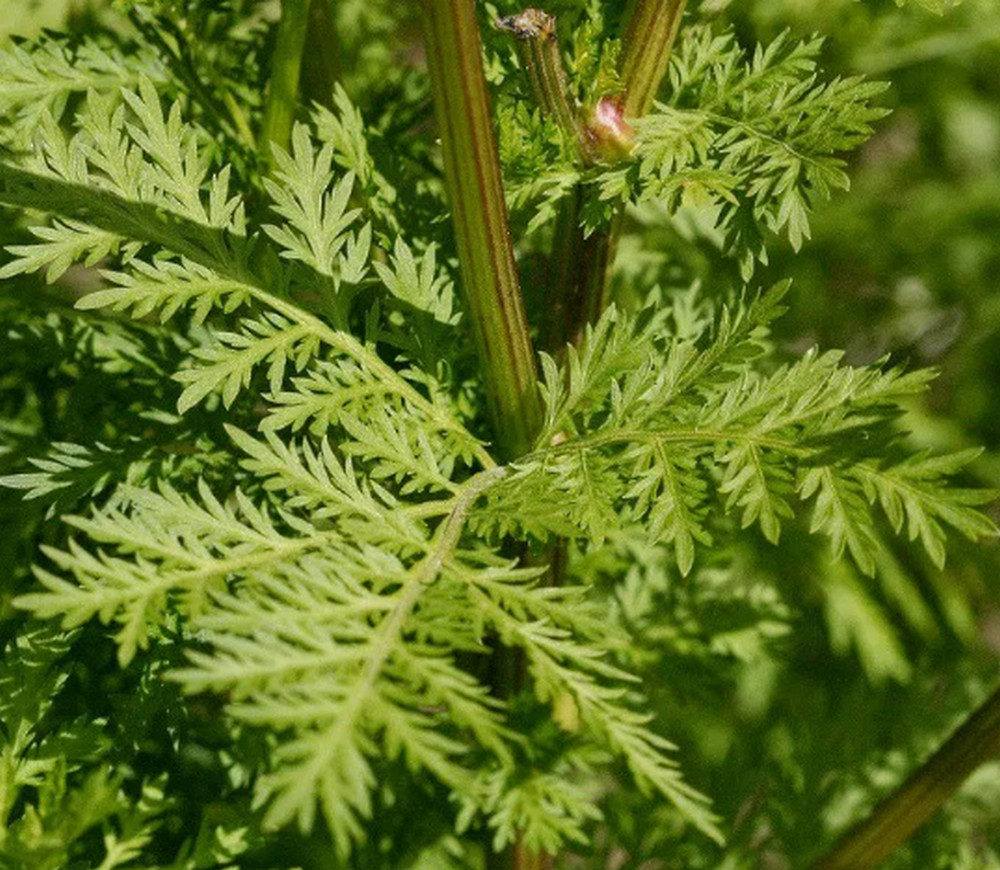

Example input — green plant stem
[811,684,1000,870]
[619,0,688,118]
[498,10,587,160]
[418,0,542,460]
[562,210,623,348]
[261,0,312,166]
[301,0,342,110]
[541,184,579,352]
[419,12,551,860]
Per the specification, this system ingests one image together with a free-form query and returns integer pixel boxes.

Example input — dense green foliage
[1,1,998,868]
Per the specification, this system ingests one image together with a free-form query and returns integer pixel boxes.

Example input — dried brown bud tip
[496,9,556,41]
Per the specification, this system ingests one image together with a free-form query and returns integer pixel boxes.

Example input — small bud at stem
[583,96,636,161]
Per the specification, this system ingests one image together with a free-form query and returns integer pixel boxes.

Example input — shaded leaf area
[0,624,282,870]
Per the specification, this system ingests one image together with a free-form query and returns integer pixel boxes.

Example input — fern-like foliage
[477,283,993,577]
[0,628,162,870]
[0,7,994,868]
[498,24,887,279]
[0,36,164,147]
[617,27,888,276]
[0,57,727,855]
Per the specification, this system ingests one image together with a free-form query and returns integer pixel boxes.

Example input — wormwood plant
[0,1,997,869]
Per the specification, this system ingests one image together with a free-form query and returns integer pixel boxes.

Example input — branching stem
[553,0,687,351]
[496,9,690,863]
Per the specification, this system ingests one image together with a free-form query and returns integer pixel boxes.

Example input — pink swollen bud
[584,96,636,162]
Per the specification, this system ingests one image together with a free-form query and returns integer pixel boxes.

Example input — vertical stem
[541,184,580,353]
[563,211,623,348]
[418,0,542,460]
[261,0,312,165]
[301,0,343,110]
[811,685,1000,870]
[619,0,688,118]
[498,10,590,160]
